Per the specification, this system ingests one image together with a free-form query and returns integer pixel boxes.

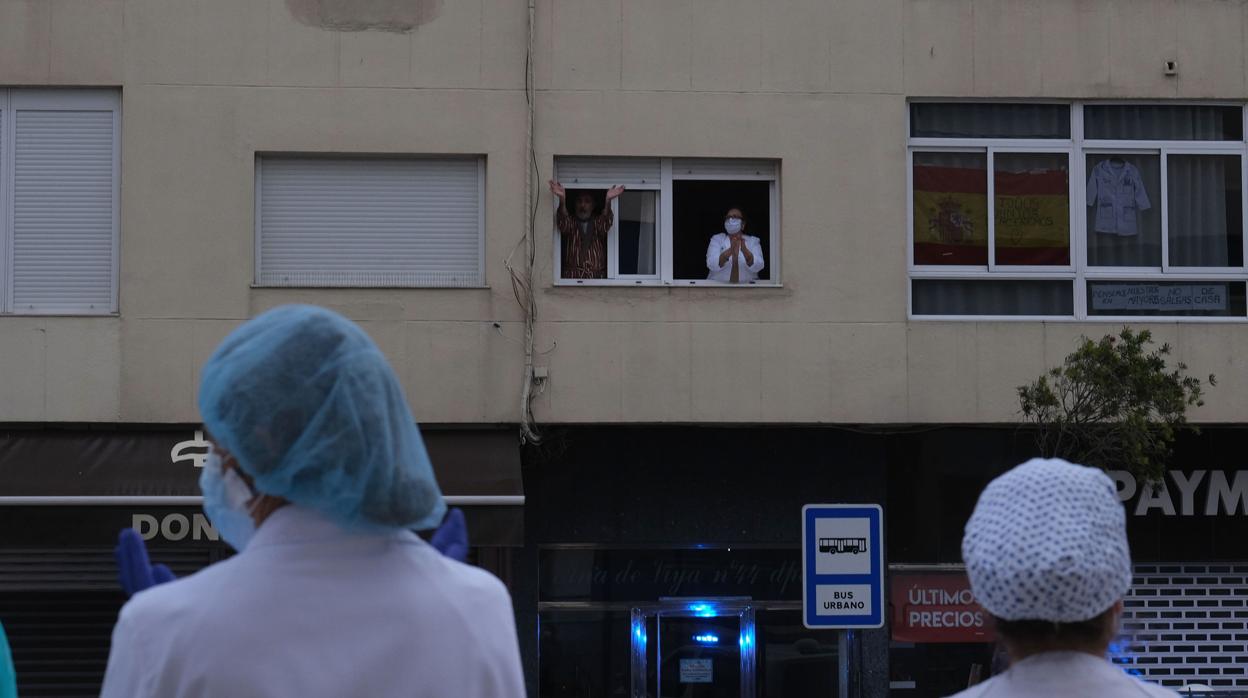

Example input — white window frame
[0,89,120,315]
[253,154,487,289]
[553,157,781,287]
[610,184,662,283]
[907,100,1248,322]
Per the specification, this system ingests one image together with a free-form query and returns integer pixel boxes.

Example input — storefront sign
[131,512,220,542]
[890,573,994,643]
[0,505,226,549]
[802,504,884,629]
[0,427,522,499]
[1091,283,1227,311]
[0,427,526,546]
[540,549,804,602]
[1111,469,1248,516]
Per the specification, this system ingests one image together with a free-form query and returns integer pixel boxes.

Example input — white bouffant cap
[962,458,1132,623]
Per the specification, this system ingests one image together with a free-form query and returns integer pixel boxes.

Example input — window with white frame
[552,157,779,285]
[0,89,119,315]
[909,102,1248,319]
[255,155,485,287]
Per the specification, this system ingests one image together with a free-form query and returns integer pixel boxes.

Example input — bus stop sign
[801,504,885,629]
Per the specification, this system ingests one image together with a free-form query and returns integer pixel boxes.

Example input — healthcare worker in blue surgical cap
[100,305,524,698]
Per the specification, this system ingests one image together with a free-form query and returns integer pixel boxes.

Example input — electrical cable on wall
[504,0,542,445]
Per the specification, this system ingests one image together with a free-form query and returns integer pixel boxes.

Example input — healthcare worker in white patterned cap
[100,305,525,698]
[949,458,1177,698]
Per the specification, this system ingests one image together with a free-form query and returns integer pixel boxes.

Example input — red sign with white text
[890,573,995,643]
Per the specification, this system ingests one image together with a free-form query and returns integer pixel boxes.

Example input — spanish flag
[913,164,988,265]
[993,168,1069,266]
[914,165,1069,266]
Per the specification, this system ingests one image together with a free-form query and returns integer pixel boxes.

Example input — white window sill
[553,280,783,288]
[1,310,118,317]
[909,314,1248,323]
[251,284,491,290]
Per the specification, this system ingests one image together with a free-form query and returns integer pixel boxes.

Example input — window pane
[1085,105,1243,141]
[539,611,631,697]
[657,615,742,696]
[1088,281,1246,317]
[1167,154,1243,267]
[910,103,1070,139]
[672,180,771,282]
[618,190,657,276]
[757,609,839,697]
[993,153,1070,266]
[912,152,988,265]
[1086,154,1162,267]
[912,279,1073,316]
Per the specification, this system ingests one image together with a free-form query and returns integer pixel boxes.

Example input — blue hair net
[198,305,446,531]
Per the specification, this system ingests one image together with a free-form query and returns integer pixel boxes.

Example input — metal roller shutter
[2,90,119,315]
[256,156,484,288]
[1117,563,1248,691]
[554,157,662,186]
[0,546,219,697]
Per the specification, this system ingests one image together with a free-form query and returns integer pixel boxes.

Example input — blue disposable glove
[115,528,176,598]
[429,507,469,562]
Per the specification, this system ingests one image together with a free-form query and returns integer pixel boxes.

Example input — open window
[554,157,779,286]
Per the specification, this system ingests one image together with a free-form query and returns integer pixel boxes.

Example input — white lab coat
[705,233,765,282]
[100,506,526,698]
[946,651,1177,698]
[1087,159,1152,237]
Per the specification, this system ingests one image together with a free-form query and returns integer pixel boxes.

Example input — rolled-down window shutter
[555,157,662,187]
[0,546,219,698]
[671,158,777,178]
[0,106,5,313]
[257,156,484,287]
[11,107,117,313]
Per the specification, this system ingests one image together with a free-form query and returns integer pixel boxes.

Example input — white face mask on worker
[200,451,258,551]
[724,218,743,234]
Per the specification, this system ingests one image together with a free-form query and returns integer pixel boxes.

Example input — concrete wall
[0,0,1246,425]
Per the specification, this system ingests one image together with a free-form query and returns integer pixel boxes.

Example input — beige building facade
[4,2,1248,696]
[1,0,1245,429]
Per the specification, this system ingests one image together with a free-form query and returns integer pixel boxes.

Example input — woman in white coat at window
[706,207,765,283]
[100,305,525,698]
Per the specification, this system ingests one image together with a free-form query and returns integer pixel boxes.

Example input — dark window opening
[1085,105,1243,141]
[673,180,772,282]
[910,103,1071,139]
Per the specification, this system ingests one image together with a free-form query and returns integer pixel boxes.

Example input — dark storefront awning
[0,427,523,546]
[422,429,524,504]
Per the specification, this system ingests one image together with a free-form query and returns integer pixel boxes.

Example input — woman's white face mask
[200,451,258,551]
[724,217,743,235]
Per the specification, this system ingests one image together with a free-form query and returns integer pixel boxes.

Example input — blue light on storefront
[632,619,647,648]
[687,603,716,617]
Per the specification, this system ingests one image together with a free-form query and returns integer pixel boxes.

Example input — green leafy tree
[1017,327,1214,482]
